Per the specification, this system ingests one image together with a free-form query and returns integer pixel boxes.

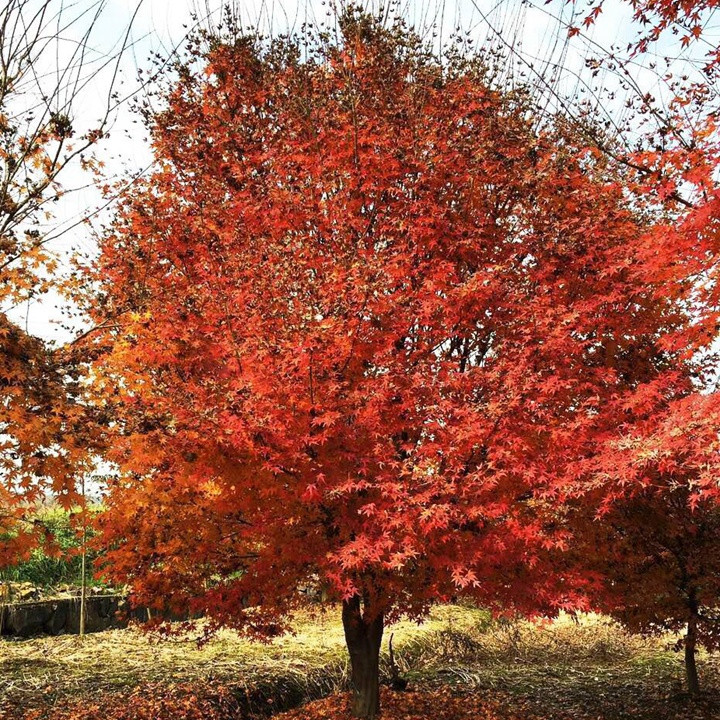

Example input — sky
[3,0,707,343]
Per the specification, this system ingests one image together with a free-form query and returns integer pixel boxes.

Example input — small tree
[91,12,690,718]
[570,391,720,696]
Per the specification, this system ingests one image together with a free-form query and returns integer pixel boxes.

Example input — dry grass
[392,612,720,720]
[2,606,718,720]
[401,612,665,668]
[0,605,482,714]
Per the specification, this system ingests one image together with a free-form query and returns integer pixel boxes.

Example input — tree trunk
[685,612,700,696]
[79,475,87,639]
[342,595,384,719]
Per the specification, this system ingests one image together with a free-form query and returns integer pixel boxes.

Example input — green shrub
[0,505,106,589]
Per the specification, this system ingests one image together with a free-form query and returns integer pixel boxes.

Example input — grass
[0,605,484,716]
[1,605,718,719]
[395,612,720,719]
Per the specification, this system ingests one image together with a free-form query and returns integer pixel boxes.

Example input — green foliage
[0,505,105,589]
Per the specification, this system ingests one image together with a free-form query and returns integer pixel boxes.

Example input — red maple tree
[89,13,699,717]
[565,388,720,694]
[554,0,720,695]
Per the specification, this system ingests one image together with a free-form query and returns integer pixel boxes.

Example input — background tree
[0,0,137,568]
[565,390,720,696]
[552,0,720,697]
[89,10,699,718]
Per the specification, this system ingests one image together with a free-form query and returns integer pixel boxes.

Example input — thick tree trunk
[685,613,700,696]
[342,595,384,719]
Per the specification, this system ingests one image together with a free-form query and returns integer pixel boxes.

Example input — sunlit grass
[0,605,483,706]
[2,604,717,718]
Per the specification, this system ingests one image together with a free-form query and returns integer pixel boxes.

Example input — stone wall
[0,595,147,638]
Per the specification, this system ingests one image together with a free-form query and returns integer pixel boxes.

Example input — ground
[1,605,718,719]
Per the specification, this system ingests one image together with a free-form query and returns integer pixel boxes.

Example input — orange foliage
[0,1,107,567]
[85,11,720,715]
[91,15,681,630]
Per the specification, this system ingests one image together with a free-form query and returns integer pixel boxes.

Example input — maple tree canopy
[90,13,707,717]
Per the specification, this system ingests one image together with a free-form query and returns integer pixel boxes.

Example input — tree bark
[342,595,384,719]
[685,612,700,696]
